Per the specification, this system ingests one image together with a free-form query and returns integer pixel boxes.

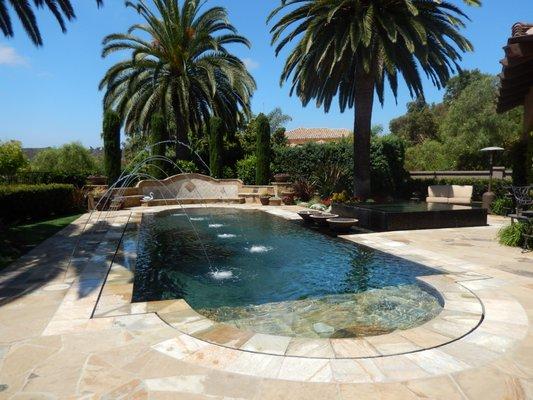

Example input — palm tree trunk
[353,69,375,199]
[171,81,191,162]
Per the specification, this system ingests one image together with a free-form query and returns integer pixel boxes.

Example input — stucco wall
[135,174,243,199]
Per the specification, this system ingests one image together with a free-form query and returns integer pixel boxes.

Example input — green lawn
[0,213,82,271]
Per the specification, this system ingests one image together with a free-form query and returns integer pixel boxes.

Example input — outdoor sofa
[426,185,473,205]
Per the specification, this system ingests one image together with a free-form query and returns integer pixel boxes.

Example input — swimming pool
[132,208,443,338]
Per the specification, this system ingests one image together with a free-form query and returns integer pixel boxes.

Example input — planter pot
[309,213,338,226]
[273,173,291,183]
[259,196,271,206]
[282,193,295,205]
[297,210,316,224]
[269,197,282,206]
[94,196,110,211]
[327,217,358,233]
[87,175,108,185]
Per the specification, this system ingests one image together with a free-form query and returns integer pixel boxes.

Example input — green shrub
[175,160,198,173]
[498,222,530,247]
[370,135,409,197]
[272,136,407,198]
[0,171,88,188]
[236,156,256,185]
[255,114,271,185]
[0,184,78,223]
[103,111,122,185]
[491,197,513,216]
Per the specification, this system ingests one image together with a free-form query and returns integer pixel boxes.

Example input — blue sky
[0,0,532,148]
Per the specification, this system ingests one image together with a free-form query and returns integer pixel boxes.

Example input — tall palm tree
[99,0,256,161]
[269,0,479,198]
[0,0,103,46]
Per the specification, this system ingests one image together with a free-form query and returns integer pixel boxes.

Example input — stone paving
[0,204,532,399]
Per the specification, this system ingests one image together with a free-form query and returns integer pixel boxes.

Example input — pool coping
[92,205,519,360]
[41,204,529,383]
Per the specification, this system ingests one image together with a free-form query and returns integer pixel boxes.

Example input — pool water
[132,208,443,338]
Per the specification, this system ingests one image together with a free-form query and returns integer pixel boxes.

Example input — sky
[0,0,532,148]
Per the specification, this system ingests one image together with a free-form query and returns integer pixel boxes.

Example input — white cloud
[0,44,28,67]
[243,57,259,71]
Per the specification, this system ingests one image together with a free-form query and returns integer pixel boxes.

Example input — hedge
[403,178,510,201]
[0,184,78,223]
[0,171,88,188]
[272,136,408,198]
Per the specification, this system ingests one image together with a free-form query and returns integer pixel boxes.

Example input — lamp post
[480,146,504,211]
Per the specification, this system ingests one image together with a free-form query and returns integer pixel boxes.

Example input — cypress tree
[208,117,224,178]
[150,113,168,179]
[255,113,271,185]
[102,110,122,186]
[272,127,288,147]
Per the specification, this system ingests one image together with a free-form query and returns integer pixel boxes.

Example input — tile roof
[285,128,351,140]
[497,22,533,113]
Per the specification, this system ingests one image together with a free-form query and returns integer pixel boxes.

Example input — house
[284,128,351,146]
[497,22,533,182]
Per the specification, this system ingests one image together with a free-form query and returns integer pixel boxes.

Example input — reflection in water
[346,247,375,292]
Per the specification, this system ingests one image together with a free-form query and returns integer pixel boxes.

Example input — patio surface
[0,204,532,399]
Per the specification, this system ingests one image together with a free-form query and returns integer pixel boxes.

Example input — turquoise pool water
[132,208,443,338]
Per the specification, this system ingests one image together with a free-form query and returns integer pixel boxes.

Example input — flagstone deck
[0,204,531,399]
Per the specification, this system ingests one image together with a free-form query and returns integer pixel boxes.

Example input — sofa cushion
[450,185,473,199]
[426,196,449,204]
[449,197,472,205]
[428,185,452,198]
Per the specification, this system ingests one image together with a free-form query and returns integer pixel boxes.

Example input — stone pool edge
[94,206,520,358]
[41,204,529,383]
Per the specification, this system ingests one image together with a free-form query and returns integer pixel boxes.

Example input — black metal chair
[506,185,533,251]
[508,185,532,223]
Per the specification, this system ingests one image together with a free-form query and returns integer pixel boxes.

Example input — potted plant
[89,187,109,211]
[259,188,271,206]
[87,175,107,185]
[269,196,282,206]
[274,173,291,183]
[282,192,295,205]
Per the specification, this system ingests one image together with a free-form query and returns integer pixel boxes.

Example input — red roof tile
[285,128,351,140]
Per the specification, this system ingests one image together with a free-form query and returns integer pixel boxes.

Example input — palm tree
[99,0,256,161]
[0,0,103,46]
[269,0,479,198]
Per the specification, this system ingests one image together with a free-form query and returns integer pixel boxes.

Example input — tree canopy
[0,0,102,46]
[31,142,100,175]
[268,0,476,197]
[0,141,28,176]
[395,71,523,171]
[99,0,256,161]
